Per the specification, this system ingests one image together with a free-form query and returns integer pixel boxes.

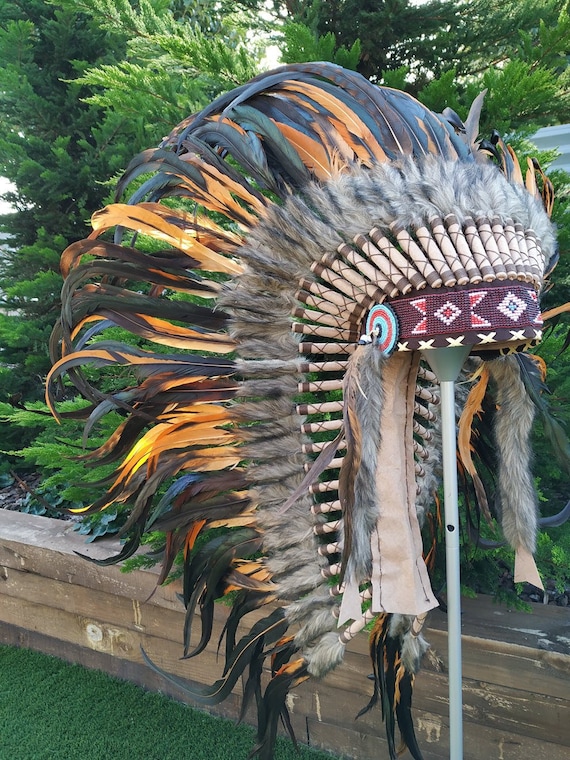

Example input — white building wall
[532,124,570,174]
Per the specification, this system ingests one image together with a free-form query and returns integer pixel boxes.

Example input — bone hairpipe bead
[361,230,428,291]
[514,223,540,285]
[429,215,471,284]
[292,304,359,328]
[310,259,383,303]
[523,228,545,285]
[297,278,360,309]
[298,341,355,356]
[336,242,401,297]
[415,222,469,285]
[314,255,387,302]
[463,217,495,282]
[443,214,483,284]
[292,321,356,341]
[296,400,345,415]
[387,222,448,287]
[475,217,508,280]
[352,233,417,295]
[299,360,349,373]
[502,220,530,282]
[294,288,365,318]
[490,217,518,279]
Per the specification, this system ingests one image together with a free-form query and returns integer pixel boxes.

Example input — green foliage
[0,396,134,537]
[73,508,124,541]
[0,398,112,498]
[121,530,170,572]
[413,69,472,119]
[279,0,569,86]
[536,530,570,592]
[481,60,566,133]
[531,324,570,506]
[56,0,263,143]
[0,0,137,416]
[14,484,70,519]
[280,21,360,69]
[282,0,570,137]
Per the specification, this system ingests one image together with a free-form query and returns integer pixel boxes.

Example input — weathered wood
[0,587,233,690]
[0,510,178,609]
[1,510,569,760]
[294,663,570,745]
[1,562,187,644]
[306,711,570,760]
[425,629,570,700]
[427,596,570,654]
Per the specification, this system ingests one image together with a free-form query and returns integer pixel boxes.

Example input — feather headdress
[47,63,564,759]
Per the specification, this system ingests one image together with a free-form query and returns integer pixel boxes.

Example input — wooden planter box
[1,510,569,759]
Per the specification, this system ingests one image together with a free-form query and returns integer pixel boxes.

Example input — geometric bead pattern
[388,280,543,351]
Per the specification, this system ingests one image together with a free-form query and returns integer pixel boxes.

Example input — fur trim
[388,614,430,674]
[487,356,539,553]
[304,631,346,678]
[306,157,557,273]
[340,343,387,583]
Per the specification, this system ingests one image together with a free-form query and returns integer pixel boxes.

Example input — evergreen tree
[54,0,262,140]
[0,0,260,409]
[257,0,568,87]
[0,1,135,403]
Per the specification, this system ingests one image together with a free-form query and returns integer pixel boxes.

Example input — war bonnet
[47,63,562,760]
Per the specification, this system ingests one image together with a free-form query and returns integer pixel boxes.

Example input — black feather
[141,607,288,707]
[516,353,570,471]
[395,670,424,760]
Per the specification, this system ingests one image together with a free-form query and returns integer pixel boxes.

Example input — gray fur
[304,631,346,678]
[305,158,556,276]
[487,356,538,553]
[388,614,430,673]
[414,376,442,523]
[236,376,300,401]
[342,344,386,583]
[221,150,553,678]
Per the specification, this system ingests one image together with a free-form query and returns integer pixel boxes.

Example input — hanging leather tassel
[339,346,438,624]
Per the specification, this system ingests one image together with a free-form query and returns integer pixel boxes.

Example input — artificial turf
[0,645,339,760]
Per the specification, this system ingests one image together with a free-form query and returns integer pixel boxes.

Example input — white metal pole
[423,346,469,760]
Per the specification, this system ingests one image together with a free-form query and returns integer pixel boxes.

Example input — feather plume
[457,364,493,524]
[358,613,426,760]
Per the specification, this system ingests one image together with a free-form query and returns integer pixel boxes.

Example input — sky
[0,177,15,214]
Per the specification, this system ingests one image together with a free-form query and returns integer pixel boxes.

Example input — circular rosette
[365,303,399,355]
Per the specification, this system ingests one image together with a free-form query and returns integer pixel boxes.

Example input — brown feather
[457,365,493,525]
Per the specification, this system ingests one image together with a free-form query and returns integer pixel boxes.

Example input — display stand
[423,346,470,760]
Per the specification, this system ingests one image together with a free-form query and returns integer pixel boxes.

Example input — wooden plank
[306,711,570,760]
[427,598,570,654]
[416,671,570,746]
[285,657,569,749]
[0,562,276,677]
[0,510,180,610]
[0,589,238,697]
[1,563,188,645]
[2,511,570,760]
[426,628,570,700]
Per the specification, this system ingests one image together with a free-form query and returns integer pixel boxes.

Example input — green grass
[0,645,338,760]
